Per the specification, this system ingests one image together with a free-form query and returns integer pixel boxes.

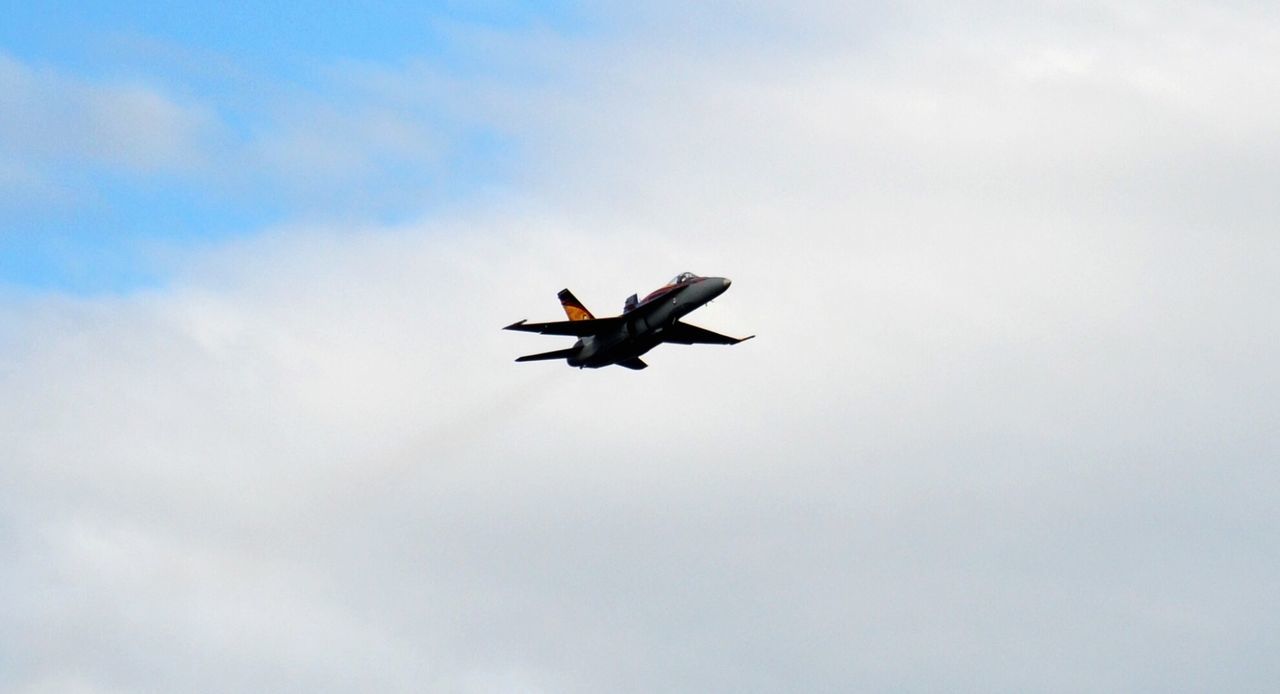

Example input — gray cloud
[3,2,1279,692]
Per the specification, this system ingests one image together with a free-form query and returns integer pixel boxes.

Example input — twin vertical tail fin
[558,289,595,321]
[514,289,591,365]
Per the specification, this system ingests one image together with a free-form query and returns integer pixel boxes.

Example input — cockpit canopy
[667,271,700,286]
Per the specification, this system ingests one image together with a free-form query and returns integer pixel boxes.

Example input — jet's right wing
[663,321,755,345]
[504,317,622,337]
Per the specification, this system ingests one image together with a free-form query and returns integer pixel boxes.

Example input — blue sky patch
[0,1,584,294]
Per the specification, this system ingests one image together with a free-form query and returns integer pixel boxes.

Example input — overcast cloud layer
[3,3,1279,692]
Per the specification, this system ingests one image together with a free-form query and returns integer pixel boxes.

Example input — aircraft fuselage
[568,277,731,368]
[505,272,752,370]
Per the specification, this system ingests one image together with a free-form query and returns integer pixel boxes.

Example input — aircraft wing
[504,317,622,337]
[663,321,755,345]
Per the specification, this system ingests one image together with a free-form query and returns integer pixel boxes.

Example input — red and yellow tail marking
[558,289,595,321]
[563,304,592,321]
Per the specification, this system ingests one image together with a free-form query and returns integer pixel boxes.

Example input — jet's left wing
[504,317,622,337]
[663,321,755,345]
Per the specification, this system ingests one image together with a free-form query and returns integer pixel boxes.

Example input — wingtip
[735,335,756,344]
[503,319,527,330]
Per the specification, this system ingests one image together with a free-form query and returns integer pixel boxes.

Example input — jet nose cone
[722,277,732,288]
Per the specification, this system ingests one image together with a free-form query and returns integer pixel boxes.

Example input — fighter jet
[504,272,754,370]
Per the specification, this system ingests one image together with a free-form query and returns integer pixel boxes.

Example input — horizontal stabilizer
[662,322,755,345]
[504,316,622,337]
[515,348,577,362]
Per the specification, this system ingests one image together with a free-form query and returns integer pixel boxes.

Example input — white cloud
[252,105,443,194]
[3,2,1280,691]
[0,54,212,174]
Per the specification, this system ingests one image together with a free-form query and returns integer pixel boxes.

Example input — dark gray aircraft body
[504,272,753,370]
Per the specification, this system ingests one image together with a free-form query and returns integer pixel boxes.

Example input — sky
[3,2,1279,692]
